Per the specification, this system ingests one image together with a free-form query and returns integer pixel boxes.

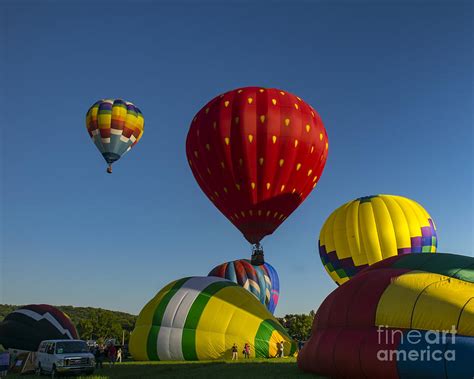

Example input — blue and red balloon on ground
[298,253,474,378]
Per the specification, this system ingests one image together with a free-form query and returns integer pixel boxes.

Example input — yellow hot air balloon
[319,194,437,285]
[129,277,296,361]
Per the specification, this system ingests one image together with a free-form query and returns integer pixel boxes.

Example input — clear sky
[1,1,472,317]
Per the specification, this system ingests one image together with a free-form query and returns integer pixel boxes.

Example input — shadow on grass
[10,359,325,378]
[95,359,323,378]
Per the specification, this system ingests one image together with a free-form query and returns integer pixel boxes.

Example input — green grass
[9,358,325,378]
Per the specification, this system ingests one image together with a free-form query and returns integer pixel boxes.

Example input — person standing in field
[108,344,117,367]
[279,341,284,358]
[275,342,281,357]
[94,345,104,369]
[243,343,250,358]
[231,343,238,360]
[0,351,9,377]
[116,347,122,363]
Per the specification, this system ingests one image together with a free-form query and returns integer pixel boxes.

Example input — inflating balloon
[186,87,328,263]
[319,194,437,285]
[208,259,280,314]
[129,276,296,360]
[298,253,474,378]
[86,99,144,173]
[0,304,79,352]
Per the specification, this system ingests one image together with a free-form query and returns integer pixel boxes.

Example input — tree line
[0,304,315,344]
[0,305,136,344]
[277,310,315,341]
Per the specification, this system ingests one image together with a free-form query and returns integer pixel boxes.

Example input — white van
[36,339,95,377]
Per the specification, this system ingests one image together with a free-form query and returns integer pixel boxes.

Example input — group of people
[230,341,285,360]
[92,343,122,368]
[231,343,250,360]
[275,341,285,358]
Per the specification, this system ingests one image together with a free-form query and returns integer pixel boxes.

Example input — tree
[77,319,94,340]
[277,312,315,341]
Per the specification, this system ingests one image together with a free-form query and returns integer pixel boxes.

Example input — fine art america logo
[377,325,458,362]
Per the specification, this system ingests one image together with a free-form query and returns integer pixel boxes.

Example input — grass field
[8,358,325,378]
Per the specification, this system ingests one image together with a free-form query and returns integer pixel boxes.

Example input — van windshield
[56,341,89,354]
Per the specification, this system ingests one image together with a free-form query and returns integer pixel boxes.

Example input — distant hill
[0,304,137,344]
[1,305,314,344]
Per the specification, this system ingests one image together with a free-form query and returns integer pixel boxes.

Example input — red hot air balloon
[186,87,328,263]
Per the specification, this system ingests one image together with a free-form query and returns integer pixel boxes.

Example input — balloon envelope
[319,194,437,285]
[186,87,328,244]
[208,259,280,314]
[0,304,79,351]
[86,99,144,168]
[298,253,474,378]
[129,276,296,361]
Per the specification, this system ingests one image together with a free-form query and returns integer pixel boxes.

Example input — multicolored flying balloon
[319,194,437,285]
[298,253,474,378]
[186,87,328,262]
[86,99,144,173]
[208,259,280,314]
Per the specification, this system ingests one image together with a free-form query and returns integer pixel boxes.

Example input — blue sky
[1,1,472,316]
